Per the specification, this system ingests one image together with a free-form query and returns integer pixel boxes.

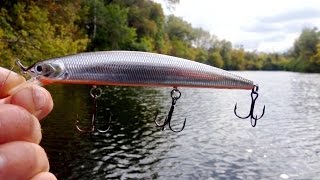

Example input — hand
[0,67,56,180]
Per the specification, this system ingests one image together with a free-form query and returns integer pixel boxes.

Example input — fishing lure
[16,51,265,132]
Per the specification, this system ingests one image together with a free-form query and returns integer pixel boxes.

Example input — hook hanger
[76,85,112,133]
[155,87,186,132]
[234,85,265,127]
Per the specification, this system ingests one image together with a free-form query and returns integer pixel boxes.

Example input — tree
[208,51,224,68]
[165,15,194,43]
[244,51,263,70]
[309,43,320,72]
[195,48,208,64]
[218,40,232,69]
[124,0,166,52]
[192,27,217,50]
[231,48,245,70]
[291,27,320,72]
[162,0,180,11]
[293,27,319,58]
[0,1,89,67]
[83,1,136,50]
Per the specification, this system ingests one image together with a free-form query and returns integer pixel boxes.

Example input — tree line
[1,0,320,72]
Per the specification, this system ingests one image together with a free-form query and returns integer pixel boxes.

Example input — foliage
[289,27,320,72]
[0,0,319,72]
[0,0,89,68]
[207,51,223,68]
[85,2,136,50]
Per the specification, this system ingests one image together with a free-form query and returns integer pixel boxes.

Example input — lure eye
[31,62,64,78]
[34,64,49,76]
[35,65,43,73]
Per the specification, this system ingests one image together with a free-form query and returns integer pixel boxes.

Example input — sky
[156,0,320,52]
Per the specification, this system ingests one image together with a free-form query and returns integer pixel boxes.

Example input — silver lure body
[28,51,254,90]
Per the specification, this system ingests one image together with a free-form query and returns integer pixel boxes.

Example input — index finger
[0,67,26,98]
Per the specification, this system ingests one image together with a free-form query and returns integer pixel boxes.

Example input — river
[40,71,320,179]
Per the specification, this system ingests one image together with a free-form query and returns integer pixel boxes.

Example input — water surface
[41,71,320,179]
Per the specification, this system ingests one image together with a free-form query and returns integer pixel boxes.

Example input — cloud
[242,21,315,34]
[242,7,320,34]
[235,34,287,50]
[259,7,320,23]
[235,39,259,50]
[262,34,287,42]
[256,33,300,52]
[241,23,280,33]
[156,0,320,52]
[239,6,320,52]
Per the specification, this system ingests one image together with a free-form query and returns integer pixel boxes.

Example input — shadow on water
[41,85,180,179]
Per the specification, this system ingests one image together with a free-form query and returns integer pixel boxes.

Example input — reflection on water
[41,71,320,179]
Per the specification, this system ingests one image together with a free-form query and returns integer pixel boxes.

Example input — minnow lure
[16,51,265,132]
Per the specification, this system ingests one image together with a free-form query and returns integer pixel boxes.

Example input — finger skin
[0,141,50,180]
[0,67,25,98]
[9,86,54,120]
[0,67,54,120]
[30,172,57,180]
[0,104,42,144]
[0,67,55,179]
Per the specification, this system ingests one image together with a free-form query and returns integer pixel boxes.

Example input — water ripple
[41,72,320,179]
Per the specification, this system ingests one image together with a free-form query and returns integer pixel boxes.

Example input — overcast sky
[156,0,320,52]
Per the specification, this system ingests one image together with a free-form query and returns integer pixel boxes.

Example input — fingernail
[32,87,46,111]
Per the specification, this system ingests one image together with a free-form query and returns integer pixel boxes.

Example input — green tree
[192,27,217,50]
[309,43,320,72]
[208,51,224,68]
[83,1,136,50]
[218,40,232,69]
[244,51,263,70]
[164,15,196,59]
[231,48,245,70]
[125,0,166,52]
[165,15,194,43]
[0,1,88,67]
[170,39,196,59]
[195,48,208,64]
[291,27,320,72]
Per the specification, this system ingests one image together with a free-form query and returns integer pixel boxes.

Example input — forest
[1,0,320,72]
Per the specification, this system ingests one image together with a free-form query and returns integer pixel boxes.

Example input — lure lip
[16,59,36,73]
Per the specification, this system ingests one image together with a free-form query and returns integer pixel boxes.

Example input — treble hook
[155,88,186,132]
[234,85,265,127]
[76,86,112,133]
